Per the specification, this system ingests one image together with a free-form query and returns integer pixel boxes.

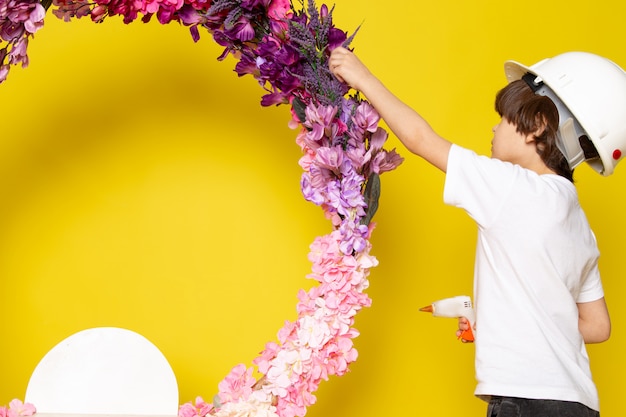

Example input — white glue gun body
[420,295,476,341]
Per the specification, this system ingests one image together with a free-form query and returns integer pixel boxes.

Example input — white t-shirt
[443,145,604,411]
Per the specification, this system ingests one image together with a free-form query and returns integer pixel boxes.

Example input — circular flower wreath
[1,0,404,416]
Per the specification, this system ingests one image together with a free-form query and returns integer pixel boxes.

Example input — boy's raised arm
[329,47,452,172]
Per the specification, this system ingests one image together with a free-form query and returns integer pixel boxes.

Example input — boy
[328,47,612,417]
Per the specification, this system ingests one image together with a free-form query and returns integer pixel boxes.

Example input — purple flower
[319,160,366,220]
[260,88,288,106]
[213,29,246,60]
[177,5,205,41]
[239,0,270,9]
[300,172,326,206]
[344,143,370,173]
[339,165,366,214]
[338,97,352,125]
[0,22,22,43]
[338,220,369,254]
[225,15,255,41]
[327,27,346,51]
[325,179,343,212]
[234,50,261,77]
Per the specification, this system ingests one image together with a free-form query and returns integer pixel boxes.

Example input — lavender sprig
[288,0,351,107]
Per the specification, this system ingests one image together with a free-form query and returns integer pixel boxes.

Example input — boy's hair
[495,79,574,182]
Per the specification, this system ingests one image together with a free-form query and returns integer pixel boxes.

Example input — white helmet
[504,52,626,176]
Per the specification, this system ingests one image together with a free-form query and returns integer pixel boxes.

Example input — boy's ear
[529,114,547,142]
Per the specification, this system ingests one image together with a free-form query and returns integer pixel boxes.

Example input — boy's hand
[456,316,475,343]
[328,47,373,92]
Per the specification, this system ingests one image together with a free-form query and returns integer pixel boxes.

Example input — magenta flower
[267,0,291,21]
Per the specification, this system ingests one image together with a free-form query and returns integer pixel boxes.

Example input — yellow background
[1,0,625,415]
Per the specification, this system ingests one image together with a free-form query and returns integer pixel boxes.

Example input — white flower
[214,391,278,417]
[297,315,331,349]
[265,347,312,397]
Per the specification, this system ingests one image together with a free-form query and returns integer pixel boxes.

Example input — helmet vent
[579,135,600,160]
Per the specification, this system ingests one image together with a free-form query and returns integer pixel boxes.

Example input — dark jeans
[488,396,600,417]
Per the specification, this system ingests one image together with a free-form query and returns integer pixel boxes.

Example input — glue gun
[419,295,476,342]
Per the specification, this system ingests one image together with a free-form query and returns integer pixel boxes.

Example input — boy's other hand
[457,316,475,343]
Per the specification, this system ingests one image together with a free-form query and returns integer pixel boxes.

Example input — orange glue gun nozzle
[419,305,434,313]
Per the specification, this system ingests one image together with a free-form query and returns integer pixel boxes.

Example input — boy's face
[490,117,534,164]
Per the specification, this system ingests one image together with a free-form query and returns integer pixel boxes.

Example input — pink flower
[325,336,358,376]
[23,3,45,34]
[8,37,28,67]
[373,148,404,175]
[353,101,380,134]
[218,364,257,404]
[307,232,342,267]
[2,399,36,417]
[178,396,213,417]
[314,146,344,175]
[265,346,313,397]
[276,319,297,345]
[0,65,9,83]
[295,287,320,315]
[253,341,281,374]
[303,103,337,143]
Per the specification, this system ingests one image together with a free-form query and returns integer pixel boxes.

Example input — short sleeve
[443,144,518,227]
[576,241,604,303]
